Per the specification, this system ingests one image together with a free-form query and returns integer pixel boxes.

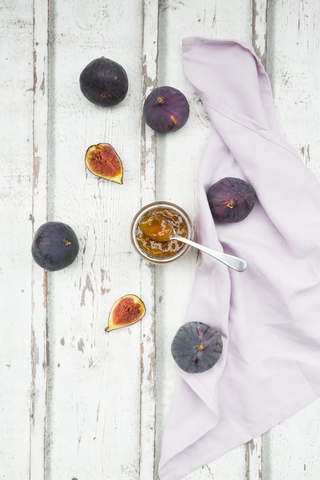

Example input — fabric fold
[159,37,320,480]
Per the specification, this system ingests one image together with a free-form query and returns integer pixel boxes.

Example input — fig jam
[112,297,142,325]
[139,214,175,242]
[136,207,188,258]
[87,144,121,177]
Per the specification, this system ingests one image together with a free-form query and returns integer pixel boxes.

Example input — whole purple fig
[32,222,79,271]
[80,57,128,107]
[171,321,223,374]
[207,177,256,223]
[143,86,189,134]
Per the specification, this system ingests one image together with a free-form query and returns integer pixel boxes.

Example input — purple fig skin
[143,86,189,134]
[80,57,128,107]
[32,222,79,271]
[207,177,256,223]
[171,321,223,374]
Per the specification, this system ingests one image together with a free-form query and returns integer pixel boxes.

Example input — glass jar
[130,201,193,265]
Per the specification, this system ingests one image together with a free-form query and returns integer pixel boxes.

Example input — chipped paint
[252,0,268,70]
[40,71,45,94]
[80,274,95,306]
[77,338,85,353]
[101,268,110,294]
[33,154,41,189]
[42,270,47,308]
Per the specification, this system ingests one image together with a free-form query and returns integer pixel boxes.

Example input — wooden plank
[267,0,320,176]
[139,0,158,478]
[30,0,49,478]
[45,1,155,479]
[262,0,320,478]
[252,0,268,69]
[246,438,262,480]
[155,1,252,479]
[0,1,34,478]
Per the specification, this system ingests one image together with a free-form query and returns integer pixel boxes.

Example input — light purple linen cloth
[158,37,320,480]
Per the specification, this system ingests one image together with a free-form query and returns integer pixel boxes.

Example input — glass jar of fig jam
[130,201,193,264]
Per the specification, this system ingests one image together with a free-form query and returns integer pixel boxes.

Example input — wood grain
[252,0,268,69]
[263,1,320,477]
[2,1,320,479]
[0,1,34,477]
[139,0,158,478]
[30,1,50,478]
[155,1,252,479]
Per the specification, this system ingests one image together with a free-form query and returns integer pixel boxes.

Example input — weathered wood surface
[1,0,320,479]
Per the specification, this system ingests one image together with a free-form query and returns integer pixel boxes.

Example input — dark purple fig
[80,57,128,107]
[171,321,223,374]
[143,86,189,134]
[32,222,79,271]
[207,177,256,223]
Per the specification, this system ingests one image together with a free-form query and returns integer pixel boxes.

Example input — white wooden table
[1,1,320,479]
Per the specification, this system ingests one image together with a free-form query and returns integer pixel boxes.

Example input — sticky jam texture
[88,144,122,178]
[136,207,188,258]
[113,297,142,325]
[139,214,174,242]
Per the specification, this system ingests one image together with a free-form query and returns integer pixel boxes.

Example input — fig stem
[227,199,235,209]
[156,97,164,105]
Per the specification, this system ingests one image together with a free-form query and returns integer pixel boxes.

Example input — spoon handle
[175,235,247,272]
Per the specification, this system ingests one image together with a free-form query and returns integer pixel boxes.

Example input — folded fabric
[158,37,320,480]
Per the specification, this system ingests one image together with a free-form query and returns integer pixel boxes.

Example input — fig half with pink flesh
[207,177,256,223]
[105,294,146,332]
[85,143,123,184]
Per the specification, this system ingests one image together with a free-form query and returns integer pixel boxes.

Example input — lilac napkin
[158,37,320,480]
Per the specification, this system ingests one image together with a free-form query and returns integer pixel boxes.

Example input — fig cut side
[207,177,256,223]
[85,143,123,184]
[106,294,146,332]
[171,321,223,373]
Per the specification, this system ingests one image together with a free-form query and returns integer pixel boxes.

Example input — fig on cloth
[207,177,255,223]
[171,321,223,373]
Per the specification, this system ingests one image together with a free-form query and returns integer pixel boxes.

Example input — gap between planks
[30,0,49,479]
[139,0,159,479]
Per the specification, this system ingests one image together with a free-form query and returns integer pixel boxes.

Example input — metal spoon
[139,214,247,272]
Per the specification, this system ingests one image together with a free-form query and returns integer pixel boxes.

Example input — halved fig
[207,177,255,223]
[105,294,146,332]
[85,143,123,184]
[171,321,223,373]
